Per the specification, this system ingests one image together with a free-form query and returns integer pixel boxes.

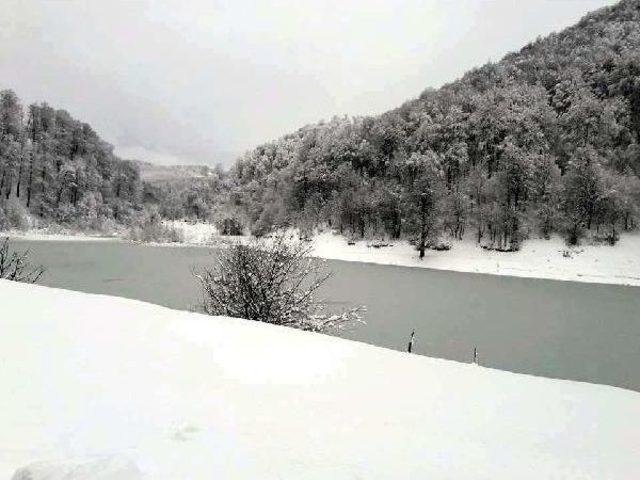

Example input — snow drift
[1,280,639,479]
[11,456,141,480]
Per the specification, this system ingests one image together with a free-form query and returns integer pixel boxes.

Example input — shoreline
[309,231,640,287]
[5,222,640,287]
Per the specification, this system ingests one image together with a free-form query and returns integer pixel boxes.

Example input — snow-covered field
[1,281,639,479]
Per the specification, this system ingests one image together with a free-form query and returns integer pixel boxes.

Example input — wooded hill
[0,91,142,231]
[2,1,640,252]
[227,0,640,252]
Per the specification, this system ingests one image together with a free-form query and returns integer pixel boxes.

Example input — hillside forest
[2,0,640,253]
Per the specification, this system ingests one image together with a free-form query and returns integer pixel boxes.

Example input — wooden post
[407,330,415,353]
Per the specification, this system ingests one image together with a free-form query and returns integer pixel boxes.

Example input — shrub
[194,233,363,333]
[128,221,185,243]
[250,208,277,237]
[216,217,244,236]
[0,237,45,283]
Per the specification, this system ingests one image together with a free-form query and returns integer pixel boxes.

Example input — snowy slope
[1,280,639,479]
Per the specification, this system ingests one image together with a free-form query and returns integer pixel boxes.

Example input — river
[12,239,640,391]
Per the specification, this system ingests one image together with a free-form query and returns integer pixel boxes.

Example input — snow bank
[162,220,220,244]
[1,281,638,479]
[311,231,640,286]
[11,456,141,480]
[4,229,117,242]
[7,221,640,286]
[160,221,640,286]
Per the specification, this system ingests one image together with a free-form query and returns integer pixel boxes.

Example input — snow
[4,229,117,242]
[11,456,142,480]
[158,221,640,286]
[160,221,640,287]
[162,220,220,244]
[1,280,639,479]
[309,231,640,287]
[5,221,640,286]
[314,232,640,286]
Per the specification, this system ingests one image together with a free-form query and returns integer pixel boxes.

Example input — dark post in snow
[473,346,479,366]
[407,330,415,353]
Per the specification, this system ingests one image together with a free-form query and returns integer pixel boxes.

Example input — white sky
[0,0,616,165]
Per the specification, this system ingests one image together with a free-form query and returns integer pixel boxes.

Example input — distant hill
[134,161,216,184]
[228,0,640,249]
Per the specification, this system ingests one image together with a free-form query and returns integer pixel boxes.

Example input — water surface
[13,239,640,391]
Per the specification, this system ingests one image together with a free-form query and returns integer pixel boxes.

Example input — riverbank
[144,220,640,287]
[5,221,640,287]
[2,280,639,479]
[311,230,640,287]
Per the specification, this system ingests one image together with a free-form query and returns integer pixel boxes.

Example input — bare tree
[0,237,45,283]
[194,233,363,333]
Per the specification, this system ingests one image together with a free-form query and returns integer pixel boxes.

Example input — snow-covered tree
[195,233,363,333]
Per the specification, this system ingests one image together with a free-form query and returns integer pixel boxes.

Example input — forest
[226,0,640,252]
[2,0,640,252]
[0,90,143,233]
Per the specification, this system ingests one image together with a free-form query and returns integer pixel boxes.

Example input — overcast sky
[0,0,616,166]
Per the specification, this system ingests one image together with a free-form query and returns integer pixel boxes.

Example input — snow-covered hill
[1,280,639,479]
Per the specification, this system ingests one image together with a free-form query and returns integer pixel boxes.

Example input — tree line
[3,0,640,254]
[218,0,640,251]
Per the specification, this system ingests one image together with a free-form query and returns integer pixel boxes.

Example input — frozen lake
[13,239,640,391]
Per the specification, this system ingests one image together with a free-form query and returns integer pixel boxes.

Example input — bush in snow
[128,221,184,243]
[195,233,363,333]
[216,216,244,236]
[127,207,185,243]
[0,237,45,283]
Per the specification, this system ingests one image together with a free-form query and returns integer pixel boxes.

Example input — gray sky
[0,0,616,165]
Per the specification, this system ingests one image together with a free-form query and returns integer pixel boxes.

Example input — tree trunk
[73,171,80,206]
[419,196,428,259]
[56,183,64,206]
[26,151,35,208]
[39,165,47,216]
[16,159,23,198]
[5,175,12,200]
